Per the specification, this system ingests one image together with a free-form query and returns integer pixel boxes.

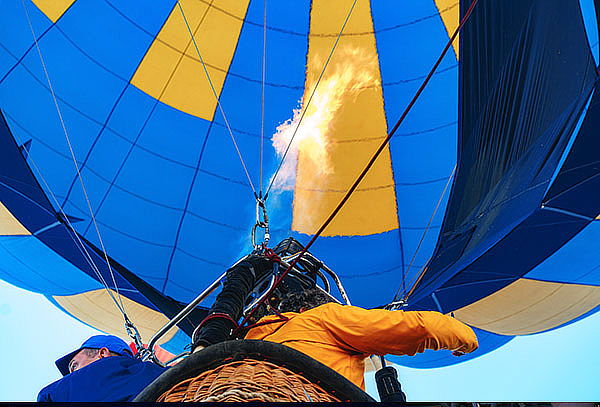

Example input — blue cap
[55,335,134,376]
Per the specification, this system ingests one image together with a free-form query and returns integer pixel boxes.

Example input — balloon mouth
[243,237,350,320]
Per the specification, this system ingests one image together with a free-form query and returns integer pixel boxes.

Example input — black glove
[192,255,275,348]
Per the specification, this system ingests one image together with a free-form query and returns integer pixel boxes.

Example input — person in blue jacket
[37,335,166,402]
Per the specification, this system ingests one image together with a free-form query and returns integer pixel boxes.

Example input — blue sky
[1,279,599,402]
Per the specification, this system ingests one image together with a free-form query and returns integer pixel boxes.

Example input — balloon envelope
[0,0,598,367]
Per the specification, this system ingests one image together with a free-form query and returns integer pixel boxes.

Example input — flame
[271,47,380,191]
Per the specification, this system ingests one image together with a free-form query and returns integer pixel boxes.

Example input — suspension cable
[264,0,359,199]
[239,0,479,328]
[27,150,128,317]
[259,0,267,196]
[396,165,456,301]
[21,0,129,317]
[176,0,257,197]
[12,122,128,320]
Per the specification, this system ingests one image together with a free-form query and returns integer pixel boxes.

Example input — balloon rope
[398,165,456,301]
[176,1,258,197]
[264,0,360,199]
[238,0,479,329]
[21,0,129,317]
[22,152,128,318]
[259,0,267,196]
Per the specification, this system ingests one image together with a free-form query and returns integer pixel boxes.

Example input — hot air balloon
[0,0,599,399]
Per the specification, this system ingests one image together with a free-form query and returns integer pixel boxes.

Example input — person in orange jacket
[245,288,478,390]
[192,255,478,390]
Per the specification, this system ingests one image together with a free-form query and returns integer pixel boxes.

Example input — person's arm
[192,256,273,349]
[320,303,478,356]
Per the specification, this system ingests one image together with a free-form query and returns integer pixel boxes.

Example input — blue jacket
[37,356,166,402]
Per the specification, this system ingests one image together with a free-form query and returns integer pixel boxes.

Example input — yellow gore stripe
[31,0,75,23]
[292,0,398,237]
[0,202,30,235]
[434,0,460,59]
[131,0,250,120]
[54,289,177,345]
[453,278,600,335]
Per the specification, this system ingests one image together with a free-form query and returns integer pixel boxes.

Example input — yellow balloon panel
[54,289,177,345]
[31,0,75,23]
[131,0,250,120]
[292,0,398,237]
[434,0,460,59]
[453,278,600,335]
[0,202,30,236]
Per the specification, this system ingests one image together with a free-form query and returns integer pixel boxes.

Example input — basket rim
[134,339,374,402]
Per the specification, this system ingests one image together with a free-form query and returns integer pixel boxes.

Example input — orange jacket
[245,303,478,389]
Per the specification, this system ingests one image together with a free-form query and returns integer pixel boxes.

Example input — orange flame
[271,47,380,191]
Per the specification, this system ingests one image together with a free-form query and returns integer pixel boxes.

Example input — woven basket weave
[134,340,374,402]
[157,358,341,402]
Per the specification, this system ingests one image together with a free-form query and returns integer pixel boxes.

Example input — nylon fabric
[31,0,75,23]
[544,84,600,217]
[0,202,30,235]
[409,0,599,312]
[1,0,599,369]
[291,0,398,237]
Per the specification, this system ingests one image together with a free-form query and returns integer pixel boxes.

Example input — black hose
[192,257,271,348]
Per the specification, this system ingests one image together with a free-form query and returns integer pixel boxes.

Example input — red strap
[198,312,239,330]
[128,342,138,356]
[263,248,282,264]
[269,305,288,320]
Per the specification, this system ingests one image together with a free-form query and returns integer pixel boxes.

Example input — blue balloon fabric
[0,0,598,368]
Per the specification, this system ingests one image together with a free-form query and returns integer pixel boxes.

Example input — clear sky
[1,279,599,402]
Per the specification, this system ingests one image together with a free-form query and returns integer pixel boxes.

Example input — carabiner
[252,198,270,250]
[125,317,152,361]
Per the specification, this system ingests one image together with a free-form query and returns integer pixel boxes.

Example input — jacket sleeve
[320,304,478,356]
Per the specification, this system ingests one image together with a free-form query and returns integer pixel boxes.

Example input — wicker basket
[134,340,374,402]
[157,358,341,402]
